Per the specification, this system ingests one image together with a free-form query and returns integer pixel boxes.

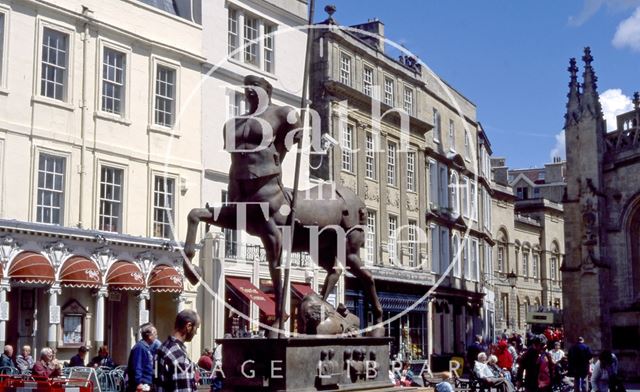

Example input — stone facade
[562,48,640,377]
[0,0,203,362]
[309,8,492,360]
[491,161,565,338]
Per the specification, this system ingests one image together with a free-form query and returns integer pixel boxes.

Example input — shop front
[0,221,187,364]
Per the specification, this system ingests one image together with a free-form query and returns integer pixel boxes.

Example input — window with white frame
[440,227,450,274]
[523,252,529,277]
[228,91,245,119]
[388,215,398,264]
[461,176,469,217]
[550,256,557,280]
[497,245,504,273]
[366,210,377,265]
[384,77,394,106]
[228,8,239,58]
[227,8,276,72]
[154,65,176,128]
[532,254,539,278]
[403,86,413,115]
[222,191,238,257]
[407,151,416,192]
[463,237,470,278]
[450,171,459,214]
[387,141,397,186]
[243,14,259,66]
[428,159,437,206]
[36,154,65,225]
[464,130,471,159]
[485,188,491,228]
[470,181,478,220]
[408,220,417,267]
[340,53,352,86]
[365,132,376,179]
[449,119,455,149]
[153,176,175,238]
[430,225,439,273]
[363,65,373,97]
[263,24,275,73]
[101,47,126,115]
[0,12,5,84]
[99,166,123,232]
[452,234,460,277]
[438,165,448,208]
[433,108,441,142]
[471,238,479,281]
[41,27,69,101]
[486,245,493,280]
[341,123,354,172]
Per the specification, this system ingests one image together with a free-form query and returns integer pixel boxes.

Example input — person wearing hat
[69,346,89,367]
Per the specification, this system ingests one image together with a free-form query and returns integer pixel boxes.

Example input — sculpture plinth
[218,337,398,391]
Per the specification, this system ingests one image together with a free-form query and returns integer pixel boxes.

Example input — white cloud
[600,88,634,131]
[550,130,566,161]
[613,7,640,50]
[570,0,640,26]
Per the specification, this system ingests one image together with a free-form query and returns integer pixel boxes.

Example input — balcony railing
[225,243,311,268]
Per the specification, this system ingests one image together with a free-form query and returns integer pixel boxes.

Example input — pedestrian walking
[154,309,200,392]
[127,323,159,392]
[568,337,592,392]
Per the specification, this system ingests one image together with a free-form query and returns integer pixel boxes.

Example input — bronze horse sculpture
[182,75,383,336]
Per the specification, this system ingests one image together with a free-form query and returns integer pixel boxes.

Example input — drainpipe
[78,6,92,228]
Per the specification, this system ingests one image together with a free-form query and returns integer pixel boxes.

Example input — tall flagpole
[278,0,316,337]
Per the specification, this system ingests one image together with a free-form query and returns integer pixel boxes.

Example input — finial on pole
[324,4,336,24]
[633,92,639,110]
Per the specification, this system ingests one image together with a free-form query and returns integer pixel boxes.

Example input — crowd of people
[0,309,214,392]
[463,332,626,392]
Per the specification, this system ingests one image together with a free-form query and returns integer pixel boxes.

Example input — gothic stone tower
[562,48,611,352]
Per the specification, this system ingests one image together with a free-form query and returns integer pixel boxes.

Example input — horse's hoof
[366,326,385,338]
[183,262,202,285]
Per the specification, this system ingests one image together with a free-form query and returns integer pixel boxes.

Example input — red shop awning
[8,251,54,284]
[60,256,101,288]
[226,277,276,319]
[291,282,315,300]
[148,265,183,293]
[106,261,145,291]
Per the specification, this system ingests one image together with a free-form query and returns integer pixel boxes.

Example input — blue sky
[313,0,640,169]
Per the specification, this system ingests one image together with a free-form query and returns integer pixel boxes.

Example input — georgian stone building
[0,0,203,363]
[309,8,492,360]
[562,48,640,376]
[491,158,565,338]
